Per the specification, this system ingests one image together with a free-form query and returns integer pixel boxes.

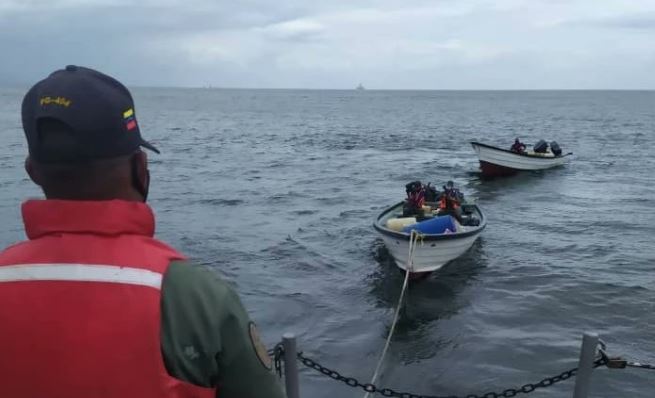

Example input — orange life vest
[439,195,460,210]
[0,199,216,398]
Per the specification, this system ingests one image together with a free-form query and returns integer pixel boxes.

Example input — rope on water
[363,230,421,398]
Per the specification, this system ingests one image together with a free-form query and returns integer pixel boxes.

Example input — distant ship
[356,83,365,91]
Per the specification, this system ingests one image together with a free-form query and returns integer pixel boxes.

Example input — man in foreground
[0,65,285,398]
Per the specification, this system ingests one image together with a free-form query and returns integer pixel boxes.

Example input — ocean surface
[1,88,654,397]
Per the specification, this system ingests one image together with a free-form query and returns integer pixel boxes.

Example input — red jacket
[0,199,216,398]
[439,194,460,210]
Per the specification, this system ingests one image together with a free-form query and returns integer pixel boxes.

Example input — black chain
[296,351,608,398]
[271,344,284,379]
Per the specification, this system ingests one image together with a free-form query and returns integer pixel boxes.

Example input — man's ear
[130,150,150,202]
[25,156,42,187]
[132,150,149,187]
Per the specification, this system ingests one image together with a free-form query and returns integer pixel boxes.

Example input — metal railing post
[283,333,300,398]
[572,332,599,398]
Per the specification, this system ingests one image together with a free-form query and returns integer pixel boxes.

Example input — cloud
[580,15,655,30]
[258,19,325,41]
[1,0,654,88]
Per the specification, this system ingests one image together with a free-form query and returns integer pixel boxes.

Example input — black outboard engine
[424,183,438,202]
[533,139,548,153]
[461,215,480,226]
[550,141,562,156]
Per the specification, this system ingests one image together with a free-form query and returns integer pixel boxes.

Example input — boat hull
[471,141,570,177]
[379,232,482,273]
[479,160,520,177]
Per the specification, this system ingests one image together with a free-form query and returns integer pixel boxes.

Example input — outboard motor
[533,139,548,153]
[461,215,480,226]
[550,141,562,156]
[424,183,438,202]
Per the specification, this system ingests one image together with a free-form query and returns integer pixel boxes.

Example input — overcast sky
[1,0,655,89]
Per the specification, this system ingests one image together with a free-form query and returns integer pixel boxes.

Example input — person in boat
[510,137,527,154]
[0,66,285,398]
[403,180,426,218]
[438,181,463,223]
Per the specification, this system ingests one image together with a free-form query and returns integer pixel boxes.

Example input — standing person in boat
[438,181,463,223]
[0,66,285,398]
[510,137,527,154]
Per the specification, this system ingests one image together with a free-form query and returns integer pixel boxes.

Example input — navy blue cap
[21,65,159,163]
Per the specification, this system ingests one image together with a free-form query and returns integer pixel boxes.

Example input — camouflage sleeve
[160,261,286,398]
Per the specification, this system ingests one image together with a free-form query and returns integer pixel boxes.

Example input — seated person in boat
[402,181,426,218]
[437,181,463,223]
[510,137,527,154]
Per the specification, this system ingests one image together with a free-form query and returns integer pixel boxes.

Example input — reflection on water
[367,239,487,360]
[468,167,570,204]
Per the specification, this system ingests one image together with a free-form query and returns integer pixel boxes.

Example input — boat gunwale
[373,201,486,242]
[471,141,572,160]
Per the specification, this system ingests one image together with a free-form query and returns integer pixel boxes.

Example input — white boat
[373,202,486,274]
[471,141,572,177]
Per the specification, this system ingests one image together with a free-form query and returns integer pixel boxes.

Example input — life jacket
[439,192,460,210]
[511,142,525,153]
[0,199,216,398]
[407,190,425,209]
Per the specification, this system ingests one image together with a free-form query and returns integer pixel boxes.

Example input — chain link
[270,344,284,379]
[295,351,608,398]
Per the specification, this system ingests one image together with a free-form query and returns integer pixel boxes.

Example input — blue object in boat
[402,215,456,234]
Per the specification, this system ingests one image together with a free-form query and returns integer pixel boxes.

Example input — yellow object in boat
[386,217,417,232]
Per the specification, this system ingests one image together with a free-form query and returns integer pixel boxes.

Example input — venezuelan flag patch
[123,108,137,131]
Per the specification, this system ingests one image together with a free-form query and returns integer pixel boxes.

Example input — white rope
[364,230,421,398]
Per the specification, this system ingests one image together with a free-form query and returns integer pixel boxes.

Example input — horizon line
[2,84,655,91]
[125,86,655,92]
[127,87,655,92]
